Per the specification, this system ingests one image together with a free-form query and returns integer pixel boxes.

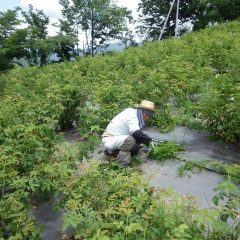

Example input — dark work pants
[116,136,136,167]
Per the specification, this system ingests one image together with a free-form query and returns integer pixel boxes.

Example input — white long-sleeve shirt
[103,108,140,136]
[102,108,140,150]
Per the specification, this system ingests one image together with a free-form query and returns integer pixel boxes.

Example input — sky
[0,0,140,36]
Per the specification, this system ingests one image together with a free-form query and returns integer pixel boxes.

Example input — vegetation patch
[148,140,184,161]
[0,21,240,238]
[61,160,239,239]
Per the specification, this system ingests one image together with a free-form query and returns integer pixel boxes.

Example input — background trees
[0,9,28,71]
[0,0,133,71]
[0,0,240,71]
[22,5,50,66]
[137,0,240,40]
[137,0,175,40]
[59,0,133,56]
[0,5,76,70]
[192,0,240,30]
[22,5,76,66]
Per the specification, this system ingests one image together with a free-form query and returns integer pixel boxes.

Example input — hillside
[0,21,240,239]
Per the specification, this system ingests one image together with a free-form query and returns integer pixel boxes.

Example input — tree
[0,9,28,71]
[192,0,240,30]
[137,0,179,40]
[137,0,240,41]
[22,5,50,66]
[57,18,79,59]
[59,0,133,56]
[47,34,76,62]
[0,5,78,71]
[21,5,74,65]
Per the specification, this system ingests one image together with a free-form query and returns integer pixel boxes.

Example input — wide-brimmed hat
[135,100,155,112]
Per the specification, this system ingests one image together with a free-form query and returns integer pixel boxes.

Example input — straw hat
[135,100,155,112]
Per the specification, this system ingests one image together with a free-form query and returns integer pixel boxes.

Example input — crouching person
[102,100,155,167]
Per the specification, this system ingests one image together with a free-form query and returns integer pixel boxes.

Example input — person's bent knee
[125,136,136,145]
[120,136,136,151]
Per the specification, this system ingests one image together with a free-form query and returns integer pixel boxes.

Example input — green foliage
[148,140,183,161]
[21,5,54,66]
[2,124,56,173]
[193,0,240,31]
[0,191,41,239]
[1,21,240,238]
[152,106,176,132]
[22,5,49,39]
[138,0,178,40]
[177,160,208,177]
[0,9,27,71]
[62,161,239,239]
[0,8,21,37]
[212,180,240,239]
[177,159,240,239]
[178,159,240,183]
[0,6,76,70]
[200,74,240,142]
[0,62,91,236]
[62,161,192,239]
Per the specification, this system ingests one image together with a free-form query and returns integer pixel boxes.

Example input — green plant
[152,106,176,132]
[177,160,208,177]
[199,74,240,143]
[177,159,240,239]
[148,140,183,161]
[1,20,240,238]
[0,191,41,239]
[212,180,240,239]
[61,160,240,239]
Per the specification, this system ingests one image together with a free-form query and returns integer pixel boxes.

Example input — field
[0,21,240,239]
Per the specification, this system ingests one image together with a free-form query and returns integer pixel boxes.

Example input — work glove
[132,130,152,146]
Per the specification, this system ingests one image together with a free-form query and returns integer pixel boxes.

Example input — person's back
[105,108,139,137]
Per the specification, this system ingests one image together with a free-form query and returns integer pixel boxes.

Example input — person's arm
[126,109,151,145]
[132,129,152,146]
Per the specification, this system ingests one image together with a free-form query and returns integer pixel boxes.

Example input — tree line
[0,0,239,71]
